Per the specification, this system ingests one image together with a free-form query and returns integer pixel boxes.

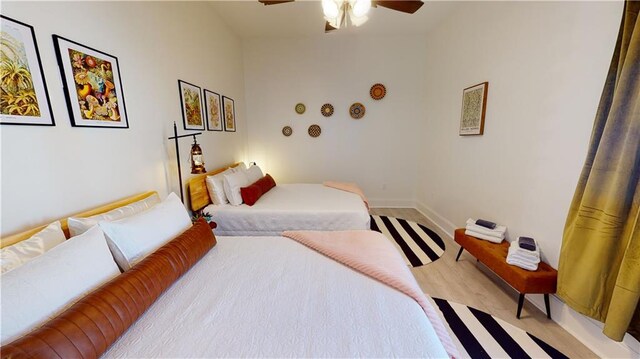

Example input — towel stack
[506,237,540,271]
[465,219,507,243]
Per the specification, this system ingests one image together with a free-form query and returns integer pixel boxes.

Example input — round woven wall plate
[321,103,334,117]
[370,83,386,100]
[295,103,306,114]
[349,102,366,119]
[282,126,293,137]
[308,124,321,138]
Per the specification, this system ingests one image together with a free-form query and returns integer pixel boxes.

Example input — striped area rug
[370,215,445,267]
[430,297,569,359]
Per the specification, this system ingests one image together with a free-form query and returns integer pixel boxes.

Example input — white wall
[243,35,426,207]
[1,1,247,235]
[416,1,638,357]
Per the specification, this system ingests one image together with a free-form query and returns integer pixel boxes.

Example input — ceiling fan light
[351,0,371,17]
[322,0,340,19]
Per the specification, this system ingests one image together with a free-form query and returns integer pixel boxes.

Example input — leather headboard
[1,218,216,358]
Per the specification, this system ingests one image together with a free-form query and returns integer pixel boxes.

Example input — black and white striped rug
[430,297,569,359]
[370,215,445,267]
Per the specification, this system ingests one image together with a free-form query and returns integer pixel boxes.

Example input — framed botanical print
[222,96,236,132]
[53,35,128,128]
[203,89,222,131]
[178,80,205,131]
[459,81,488,136]
[1,16,54,126]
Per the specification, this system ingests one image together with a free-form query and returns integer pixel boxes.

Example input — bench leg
[544,294,551,319]
[517,293,525,319]
[455,247,464,261]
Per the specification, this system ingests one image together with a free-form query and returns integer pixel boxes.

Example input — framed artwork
[459,81,488,136]
[178,80,204,131]
[222,96,236,132]
[53,35,128,128]
[203,89,222,131]
[0,16,54,126]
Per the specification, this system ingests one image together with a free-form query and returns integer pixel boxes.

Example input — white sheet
[204,184,370,236]
[104,236,448,358]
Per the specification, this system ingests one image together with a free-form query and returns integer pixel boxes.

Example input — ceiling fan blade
[373,1,424,14]
[258,0,295,5]
[325,21,337,33]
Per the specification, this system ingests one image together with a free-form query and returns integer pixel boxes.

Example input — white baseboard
[414,200,457,239]
[410,201,640,358]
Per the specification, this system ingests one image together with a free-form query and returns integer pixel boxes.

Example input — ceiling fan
[258,0,424,33]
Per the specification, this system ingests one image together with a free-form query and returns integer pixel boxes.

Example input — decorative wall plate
[308,124,321,137]
[349,102,366,119]
[370,83,386,100]
[321,103,334,117]
[295,103,306,114]
[282,125,293,137]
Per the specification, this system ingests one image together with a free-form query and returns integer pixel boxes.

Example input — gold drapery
[557,0,639,342]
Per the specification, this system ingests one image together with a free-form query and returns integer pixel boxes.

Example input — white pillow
[1,226,119,345]
[68,193,161,237]
[1,221,66,274]
[223,170,250,206]
[232,162,247,172]
[245,165,264,184]
[98,192,192,271]
[206,168,233,205]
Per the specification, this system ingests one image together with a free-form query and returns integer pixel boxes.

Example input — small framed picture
[459,81,488,136]
[178,80,205,131]
[53,35,128,128]
[1,16,54,126]
[222,96,236,132]
[204,89,222,131]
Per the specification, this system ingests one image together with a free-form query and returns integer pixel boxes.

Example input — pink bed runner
[323,181,370,210]
[282,230,459,358]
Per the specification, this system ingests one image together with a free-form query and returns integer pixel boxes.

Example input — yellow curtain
[557,0,640,342]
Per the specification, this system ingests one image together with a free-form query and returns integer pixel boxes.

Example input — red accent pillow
[240,184,263,206]
[257,174,276,193]
[241,174,276,206]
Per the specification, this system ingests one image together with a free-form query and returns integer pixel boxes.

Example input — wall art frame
[459,81,488,136]
[53,35,128,128]
[203,89,222,131]
[178,80,205,131]
[1,15,54,126]
[222,95,236,132]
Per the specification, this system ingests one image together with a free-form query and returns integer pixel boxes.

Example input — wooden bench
[454,228,557,319]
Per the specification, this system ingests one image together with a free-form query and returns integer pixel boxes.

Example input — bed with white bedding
[203,183,371,236]
[104,235,448,357]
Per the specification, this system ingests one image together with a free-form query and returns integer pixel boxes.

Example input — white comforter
[104,236,448,358]
[204,184,371,236]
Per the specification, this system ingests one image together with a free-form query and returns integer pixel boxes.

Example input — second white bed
[104,235,448,357]
[204,183,371,236]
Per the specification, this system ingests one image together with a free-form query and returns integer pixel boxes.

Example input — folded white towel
[465,219,507,237]
[465,225,505,239]
[508,240,540,261]
[465,229,504,243]
[506,256,539,271]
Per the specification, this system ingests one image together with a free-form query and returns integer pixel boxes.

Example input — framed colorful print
[203,89,222,131]
[222,96,236,132]
[52,35,128,128]
[178,80,205,131]
[0,16,54,126]
[459,81,488,136]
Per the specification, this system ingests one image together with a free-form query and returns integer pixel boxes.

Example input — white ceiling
[210,0,460,39]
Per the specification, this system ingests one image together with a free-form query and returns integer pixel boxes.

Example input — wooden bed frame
[187,162,243,212]
[0,191,158,249]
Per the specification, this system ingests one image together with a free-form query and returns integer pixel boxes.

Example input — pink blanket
[323,181,369,210]
[282,230,459,359]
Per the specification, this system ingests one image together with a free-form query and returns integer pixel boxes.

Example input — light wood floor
[370,208,598,358]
